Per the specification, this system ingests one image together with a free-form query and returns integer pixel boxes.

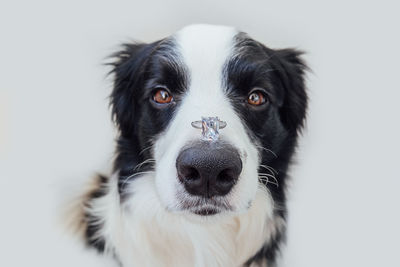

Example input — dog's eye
[247,91,267,106]
[153,89,173,104]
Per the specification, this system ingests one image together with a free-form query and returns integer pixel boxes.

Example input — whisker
[120,170,155,188]
[258,173,275,178]
[256,145,277,158]
[258,171,279,187]
[139,144,155,156]
[259,164,278,174]
[134,158,156,171]
[258,175,279,187]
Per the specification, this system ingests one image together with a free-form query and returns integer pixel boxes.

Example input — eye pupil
[247,91,266,106]
[153,88,173,104]
[250,93,259,102]
[160,91,168,99]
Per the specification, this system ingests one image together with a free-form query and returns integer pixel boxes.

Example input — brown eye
[247,91,266,106]
[153,89,173,104]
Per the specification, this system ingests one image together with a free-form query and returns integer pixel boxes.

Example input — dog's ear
[109,42,157,136]
[271,49,308,133]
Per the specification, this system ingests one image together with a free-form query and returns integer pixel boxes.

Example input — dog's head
[110,24,307,218]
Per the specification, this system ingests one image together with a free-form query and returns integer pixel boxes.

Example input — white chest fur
[87,175,282,267]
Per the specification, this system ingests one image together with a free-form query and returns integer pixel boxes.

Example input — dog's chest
[103,179,275,267]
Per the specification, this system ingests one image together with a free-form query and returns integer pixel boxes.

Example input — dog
[75,24,308,267]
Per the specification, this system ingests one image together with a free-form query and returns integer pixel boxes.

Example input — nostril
[185,167,200,181]
[178,165,201,182]
[217,168,236,185]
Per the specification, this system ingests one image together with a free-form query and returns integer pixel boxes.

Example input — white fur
[88,173,283,266]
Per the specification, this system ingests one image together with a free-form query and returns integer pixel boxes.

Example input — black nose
[176,142,242,198]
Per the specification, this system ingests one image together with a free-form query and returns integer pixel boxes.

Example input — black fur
[109,39,189,197]
[84,174,109,252]
[226,34,307,265]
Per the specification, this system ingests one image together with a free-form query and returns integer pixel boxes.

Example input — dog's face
[111,25,307,218]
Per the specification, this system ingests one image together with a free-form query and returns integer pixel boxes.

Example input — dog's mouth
[191,205,220,216]
[179,197,233,216]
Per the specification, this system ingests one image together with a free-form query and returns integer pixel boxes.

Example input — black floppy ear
[272,49,308,133]
[109,42,157,136]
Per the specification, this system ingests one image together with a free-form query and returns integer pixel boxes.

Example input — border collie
[75,24,308,267]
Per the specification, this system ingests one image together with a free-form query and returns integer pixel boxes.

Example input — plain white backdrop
[1,0,399,266]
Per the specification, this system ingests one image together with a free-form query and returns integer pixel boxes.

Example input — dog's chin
[166,202,248,223]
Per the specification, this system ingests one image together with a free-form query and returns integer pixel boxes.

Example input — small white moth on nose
[191,117,227,141]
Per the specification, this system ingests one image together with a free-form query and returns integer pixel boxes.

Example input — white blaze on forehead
[175,24,237,104]
[170,24,243,142]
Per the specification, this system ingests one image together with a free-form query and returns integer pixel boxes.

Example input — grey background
[1,0,399,266]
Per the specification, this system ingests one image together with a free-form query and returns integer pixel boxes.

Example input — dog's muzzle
[177,117,240,215]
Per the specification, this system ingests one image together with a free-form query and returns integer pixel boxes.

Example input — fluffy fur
[77,24,308,267]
